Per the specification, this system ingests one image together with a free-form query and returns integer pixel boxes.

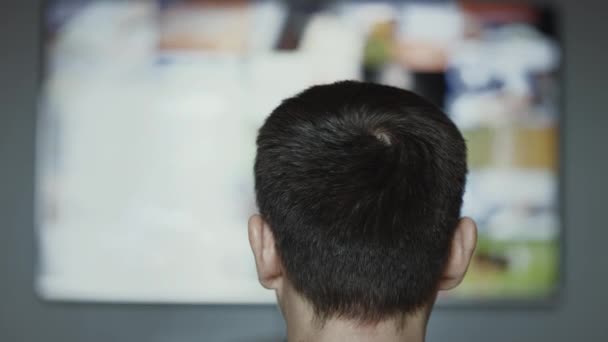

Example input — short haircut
[254,81,467,322]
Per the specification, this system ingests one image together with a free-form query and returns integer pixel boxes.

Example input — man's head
[249,81,476,328]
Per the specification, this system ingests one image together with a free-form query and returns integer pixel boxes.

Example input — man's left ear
[438,217,478,291]
[248,214,283,290]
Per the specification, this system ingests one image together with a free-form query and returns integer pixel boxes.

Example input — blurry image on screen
[37,0,560,303]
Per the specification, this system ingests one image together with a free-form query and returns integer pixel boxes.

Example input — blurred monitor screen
[37,0,561,303]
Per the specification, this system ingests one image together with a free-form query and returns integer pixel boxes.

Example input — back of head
[254,81,467,323]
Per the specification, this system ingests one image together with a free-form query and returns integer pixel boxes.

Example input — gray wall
[1,0,607,341]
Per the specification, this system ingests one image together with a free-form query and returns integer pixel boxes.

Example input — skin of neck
[278,282,433,342]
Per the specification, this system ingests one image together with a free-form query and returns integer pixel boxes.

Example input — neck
[288,316,427,342]
[281,290,429,342]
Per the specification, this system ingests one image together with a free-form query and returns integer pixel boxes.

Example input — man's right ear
[438,217,477,291]
[248,214,283,290]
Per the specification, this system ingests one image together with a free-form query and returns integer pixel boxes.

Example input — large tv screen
[37,0,561,303]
